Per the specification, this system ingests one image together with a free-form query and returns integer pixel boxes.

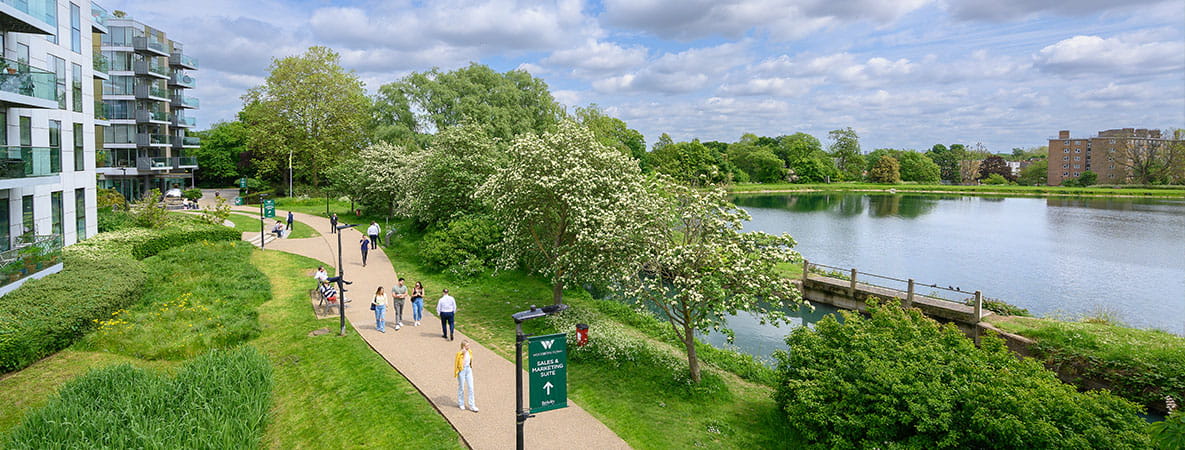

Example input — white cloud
[1033,34,1185,76]
[543,40,648,74]
[943,0,1173,21]
[592,42,750,94]
[718,77,823,97]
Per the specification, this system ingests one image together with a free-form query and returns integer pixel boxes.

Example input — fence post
[974,291,983,322]
[802,259,809,283]
[849,268,858,297]
[906,279,915,308]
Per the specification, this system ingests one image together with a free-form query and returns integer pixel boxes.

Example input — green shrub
[1150,405,1185,450]
[130,189,170,228]
[964,297,1031,316]
[420,215,503,277]
[182,188,203,201]
[982,173,1008,185]
[130,227,241,260]
[96,206,135,232]
[0,254,148,373]
[774,302,1150,449]
[96,188,126,209]
[4,346,272,449]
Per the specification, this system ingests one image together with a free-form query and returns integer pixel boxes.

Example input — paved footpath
[229,205,629,450]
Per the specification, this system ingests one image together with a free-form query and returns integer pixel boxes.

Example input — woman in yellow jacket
[454,340,478,412]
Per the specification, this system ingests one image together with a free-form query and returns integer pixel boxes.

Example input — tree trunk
[682,322,700,383]
[552,278,564,306]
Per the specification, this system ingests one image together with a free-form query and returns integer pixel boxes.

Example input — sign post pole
[258,194,267,250]
[511,304,568,450]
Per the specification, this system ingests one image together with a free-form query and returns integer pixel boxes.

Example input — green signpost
[263,199,276,218]
[239,178,247,189]
[527,333,567,413]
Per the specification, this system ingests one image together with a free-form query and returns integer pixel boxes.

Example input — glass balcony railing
[170,53,198,69]
[90,1,110,28]
[171,95,199,109]
[0,57,57,104]
[93,53,109,75]
[0,146,62,179]
[137,110,167,122]
[137,156,172,170]
[0,0,57,31]
[169,72,195,88]
[174,156,198,167]
[0,234,63,287]
[133,36,167,55]
[177,136,201,146]
[138,134,172,146]
[172,114,196,127]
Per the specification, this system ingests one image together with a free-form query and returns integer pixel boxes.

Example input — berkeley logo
[540,339,555,350]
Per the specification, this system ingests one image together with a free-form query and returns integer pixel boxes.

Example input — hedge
[0,224,242,373]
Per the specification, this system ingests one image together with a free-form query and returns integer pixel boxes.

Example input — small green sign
[528,333,567,413]
[239,178,248,188]
[233,197,243,206]
[263,199,276,218]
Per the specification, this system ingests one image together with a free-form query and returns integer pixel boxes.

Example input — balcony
[0,58,58,109]
[133,60,169,79]
[169,52,198,70]
[136,133,172,147]
[171,94,198,109]
[132,36,168,56]
[137,156,172,170]
[135,109,168,124]
[0,146,62,180]
[171,114,196,128]
[94,100,110,122]
[0,0,57,35]
[133,84,169,101]
[0,234,63,292]
[93,53,109,79]
[174,156,198,168]
[168,72,195,88]
[90,1,110,33]
[173,136,201,148]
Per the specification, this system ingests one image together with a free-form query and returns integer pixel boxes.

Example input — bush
[1150,405,1185,450]
[982,173,1009,185]
[964,297,1031,317]
[96,188,126,209]
[97,207,135,232]
[182,188,203,201]
[130,227,241,260]
[420,215,503,277]
[130,189,169,228]
[5,346,273,448]
[774,302,1149,449]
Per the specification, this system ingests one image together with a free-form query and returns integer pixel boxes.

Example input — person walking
[410,281,425,326]
[454,340,478,412]
[391,278,409,331]
[360,236,370,267]
[372,286,388,333]
[367,221,381,249]
[286,211,294,232]
[437,288,456,340]
[330,213,338,234]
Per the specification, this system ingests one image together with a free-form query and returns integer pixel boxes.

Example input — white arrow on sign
[543,381,554,395]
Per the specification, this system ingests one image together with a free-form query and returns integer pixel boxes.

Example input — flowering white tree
[627,183,801,382]
[400,123,503,227]
[328,142,417,217]
[478,121,660,305]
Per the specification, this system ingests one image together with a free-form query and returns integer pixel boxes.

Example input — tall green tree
[241,46,370,190]
[573,104,645,161]
[627,183,799,382]
[927,144,966,183]
[373,63,563,143]
[775,132,825,167]
[647,140,728,185]
[190,121,247,187]
[652,132,674,152]
[828,128,864,180]
[478,121,659,306]
[728,135,785,183]
[896,151,941,183]
[1017,160,1048,186]
[868,155,901,184]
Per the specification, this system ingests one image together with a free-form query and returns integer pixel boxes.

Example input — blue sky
[101,0,1185,152]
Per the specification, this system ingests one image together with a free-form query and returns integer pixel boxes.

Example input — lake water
[700,193,1185,362]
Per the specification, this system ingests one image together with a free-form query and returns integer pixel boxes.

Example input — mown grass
[0,241,461,448]
[381,224,800,449]
[4,346,273,449]
[728,182,1185,198]
[225,212,320,239]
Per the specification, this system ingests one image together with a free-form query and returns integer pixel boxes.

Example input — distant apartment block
[95,9,198,200]
[1047,128,1180,185]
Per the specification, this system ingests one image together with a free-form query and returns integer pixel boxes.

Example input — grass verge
[226,212,320,239]
[728,182,1185,198]
[382,224,799,448]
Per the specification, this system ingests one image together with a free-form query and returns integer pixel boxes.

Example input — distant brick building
[1047,128,1179,185]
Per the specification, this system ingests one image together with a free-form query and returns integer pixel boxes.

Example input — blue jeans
[412,297,423,321]
[457,367,476,408]
[440,311,455,338]
[374,304,386,331]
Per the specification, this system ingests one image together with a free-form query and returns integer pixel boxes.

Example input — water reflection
[700,302,843,364]
[733,193,942,219]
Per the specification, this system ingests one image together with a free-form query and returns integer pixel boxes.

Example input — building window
[1073,165,1080,169]
[1063,148,1069,153]
[1062,164,1068,169]
[75,188,86,240]
[71,64,82,112]
[44,3,58,44]
[52,56,66,109]
[1062,172,1069,177]
[70,3,82,53]
[1109,164,1115,169]
[1074,172,1080,177]
[1063,156,1069,161]
[1109,174,1115,178]
[22,195,33,235]
[52,192,63,237]
[74,123,84,171]
[0,110,5,144]
[1074,156,1080,161]
[1075,148,1081,153]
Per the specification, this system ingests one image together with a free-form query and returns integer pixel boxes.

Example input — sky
[100,0,1185,152]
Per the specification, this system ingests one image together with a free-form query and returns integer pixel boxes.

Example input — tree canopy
[828,128,864,181]
[189,120,247,187]
[574,105,646,161]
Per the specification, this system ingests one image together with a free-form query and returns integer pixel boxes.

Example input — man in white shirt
[367,222,380,249]
[437,288,457,341]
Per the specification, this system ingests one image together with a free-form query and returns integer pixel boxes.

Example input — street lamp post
[259,193,268,250]
[512,303,568,450]
[288,148,293,198]
[336,223,360,336]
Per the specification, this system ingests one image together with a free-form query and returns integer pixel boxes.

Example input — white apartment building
[0,0,101,251]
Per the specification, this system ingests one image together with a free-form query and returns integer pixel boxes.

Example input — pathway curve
[231,206,629,450]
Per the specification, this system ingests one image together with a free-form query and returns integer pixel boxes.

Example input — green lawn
[0,241,460,448]
[728,182,1185,198]
[227,212,320,239]
[381,225,800,449]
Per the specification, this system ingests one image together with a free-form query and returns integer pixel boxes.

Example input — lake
[700,192,1185,362]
